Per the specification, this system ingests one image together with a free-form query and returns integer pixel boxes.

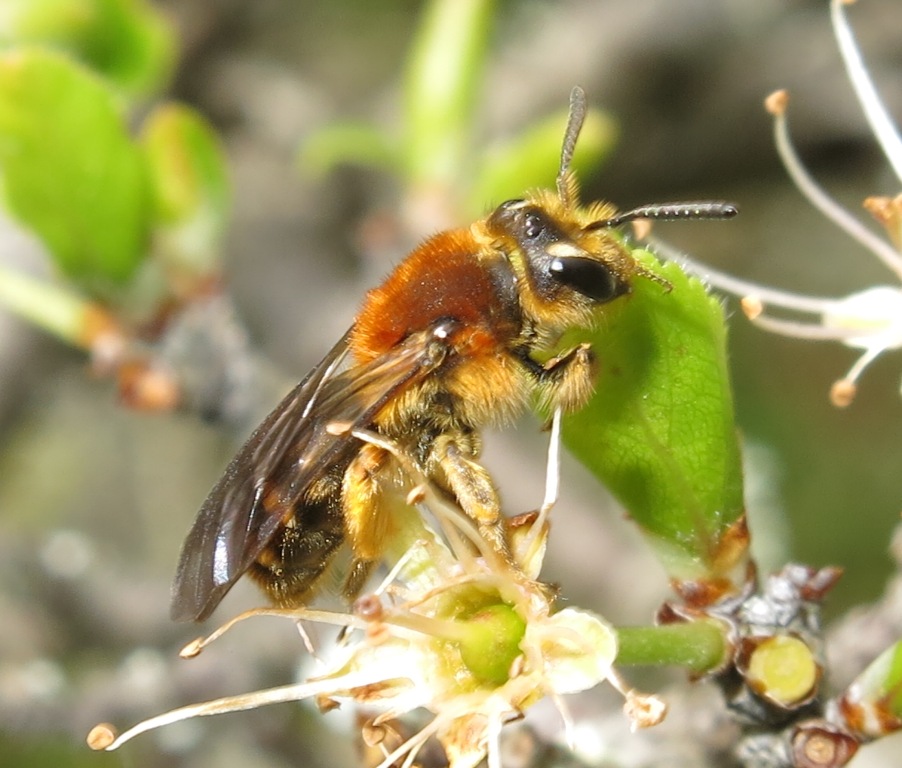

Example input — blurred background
[1,0,901,766]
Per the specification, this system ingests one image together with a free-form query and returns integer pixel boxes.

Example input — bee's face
[482,196,638,334]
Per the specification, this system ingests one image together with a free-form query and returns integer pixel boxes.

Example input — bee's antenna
[557,86,588,207]
[586,201,739,230]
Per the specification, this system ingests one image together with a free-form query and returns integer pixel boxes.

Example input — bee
[171,87,737,622]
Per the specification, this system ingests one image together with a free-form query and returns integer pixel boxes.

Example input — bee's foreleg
[429,433,510,558]
[536,342,597,415]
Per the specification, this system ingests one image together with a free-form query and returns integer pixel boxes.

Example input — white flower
[88,418,630,768]
[672,0,902,407]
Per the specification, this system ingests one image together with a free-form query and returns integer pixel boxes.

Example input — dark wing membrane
[170,323,452,621]
[170,330,351,622]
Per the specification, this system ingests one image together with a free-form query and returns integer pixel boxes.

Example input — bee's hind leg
[340,441,396,601]
[428,432,511,560]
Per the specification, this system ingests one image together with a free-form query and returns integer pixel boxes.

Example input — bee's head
[482,86,737,330]
[486,198,634,313]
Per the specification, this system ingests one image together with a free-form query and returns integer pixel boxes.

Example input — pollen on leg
[342,443,394,561]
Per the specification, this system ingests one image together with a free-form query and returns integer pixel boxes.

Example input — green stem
[404,0,494,186]
[616,621,728,674]
[0,264,94,348]
[848,638,902,720]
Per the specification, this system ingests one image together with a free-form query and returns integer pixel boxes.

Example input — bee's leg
[340,442,393,600]
[342,558,376,601]
[536,342,596,415]
[429,433,510,558]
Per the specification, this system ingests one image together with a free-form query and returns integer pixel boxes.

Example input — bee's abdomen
[249,492,345,607]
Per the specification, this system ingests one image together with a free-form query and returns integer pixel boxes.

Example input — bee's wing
[170,323,453,622]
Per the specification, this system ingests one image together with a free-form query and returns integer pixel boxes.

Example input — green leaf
[0,49,151,293]
[468,107,617,214]
[141,103,230,283]
[563,251,746,584]
[0,0,176,97]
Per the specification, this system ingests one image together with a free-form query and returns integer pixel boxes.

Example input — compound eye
[549,256,625,303]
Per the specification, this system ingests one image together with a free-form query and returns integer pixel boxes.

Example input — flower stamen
[373,715,443,768]
[90,418,620,766]
[830,0,902,184]
[518,407,561,573]
[89,666,396,752]
[740,306,868,342]
[765,90,902,280]
[607,669,668,731]
[651,37,902,407]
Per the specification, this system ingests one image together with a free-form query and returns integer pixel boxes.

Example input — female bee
[171,87,736,622]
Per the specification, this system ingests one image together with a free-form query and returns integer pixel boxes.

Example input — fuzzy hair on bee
[170,86,738,622]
